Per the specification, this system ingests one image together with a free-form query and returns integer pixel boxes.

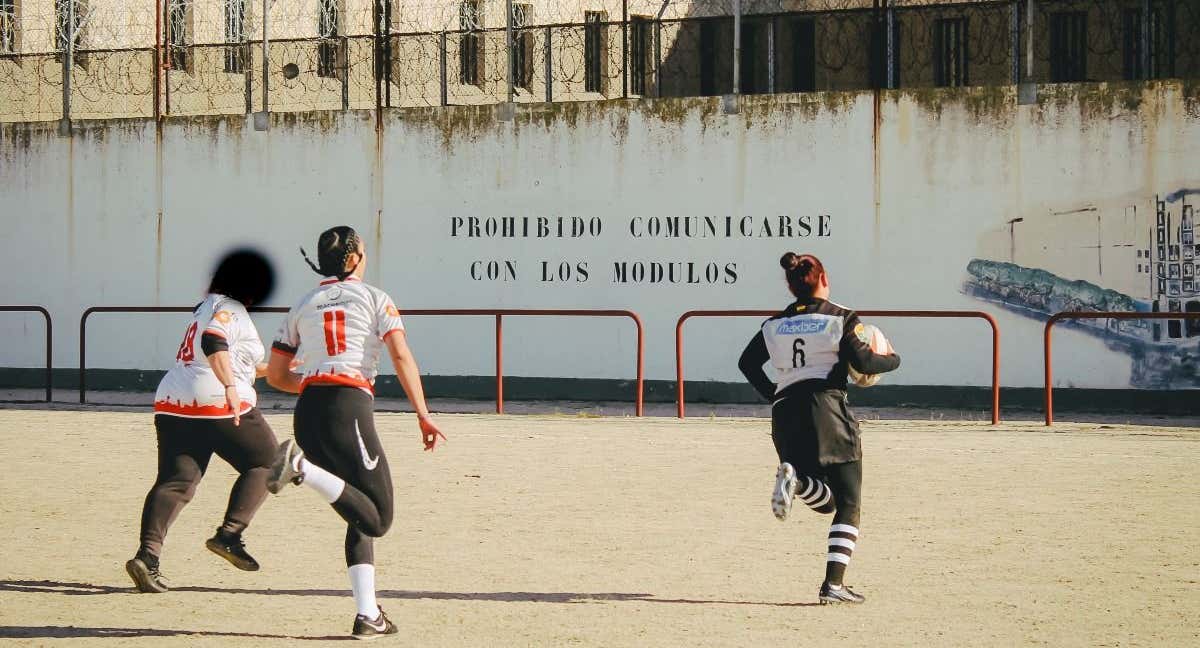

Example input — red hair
[780,252,825,299]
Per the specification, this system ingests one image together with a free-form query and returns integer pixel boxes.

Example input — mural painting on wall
[963,190,1200,389]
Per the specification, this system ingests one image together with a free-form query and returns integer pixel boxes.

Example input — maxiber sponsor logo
[776,318,828,335]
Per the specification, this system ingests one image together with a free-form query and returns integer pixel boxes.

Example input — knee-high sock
[825,523,859,586]
[795,476,835,514]
[349,563,379,617]
[299,457,345,503]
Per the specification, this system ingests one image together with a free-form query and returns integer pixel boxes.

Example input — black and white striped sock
[795,476,835,513]
[825,523,859,585]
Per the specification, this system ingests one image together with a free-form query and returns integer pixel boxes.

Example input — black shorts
[771,389,861,472]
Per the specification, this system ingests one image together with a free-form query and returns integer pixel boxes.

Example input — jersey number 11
[323,309,348,356]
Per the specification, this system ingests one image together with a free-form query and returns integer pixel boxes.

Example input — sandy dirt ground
[0,408,1197,647]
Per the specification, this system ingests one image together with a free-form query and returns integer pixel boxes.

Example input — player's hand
[418,414,445,451]
[225,385,242,426]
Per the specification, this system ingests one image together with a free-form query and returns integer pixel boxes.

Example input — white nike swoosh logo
[355,421,379,471]
[361,617,387,630]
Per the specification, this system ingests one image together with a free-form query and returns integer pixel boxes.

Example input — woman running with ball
[265,225,445,639]
[738,253,900,604]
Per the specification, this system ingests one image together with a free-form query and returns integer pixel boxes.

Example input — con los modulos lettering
[469,260,738,285]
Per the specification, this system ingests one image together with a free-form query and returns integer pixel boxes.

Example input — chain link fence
[1,0,1198,123]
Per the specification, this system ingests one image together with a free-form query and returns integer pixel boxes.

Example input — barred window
[224,0,244,73]
[739,18,769,95]
[933,17,968,87]
[511,3,532,90]
[167,0,192,73]
[699,19,719,96]
[0,0,15,54]
[584,11,607,94]
[630,16,651,96]
[1049,11,1087,82]
[459,0,482,86]
[1123,6,1175,81]
[317,0,340,79]
[789,18,815,93]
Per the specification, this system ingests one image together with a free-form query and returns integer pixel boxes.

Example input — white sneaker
[772,463,797,521]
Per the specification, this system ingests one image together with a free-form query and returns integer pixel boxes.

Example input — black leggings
[771,396,862,528]
[294,386,393,567]
[139,410,278,557]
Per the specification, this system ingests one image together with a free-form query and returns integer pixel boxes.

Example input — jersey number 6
[792,338,806,368]
[323,309,348,356]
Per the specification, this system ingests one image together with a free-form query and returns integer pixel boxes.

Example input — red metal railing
[1043,311,1200,426]
[79,306,645,415]
[676,309,1001,424]
[0,306,53,403]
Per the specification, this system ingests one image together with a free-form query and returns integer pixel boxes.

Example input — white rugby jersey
[761,307,847,394]
[154,294,265,418]
[272,276,405,395]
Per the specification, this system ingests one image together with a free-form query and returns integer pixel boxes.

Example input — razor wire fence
[1,0,1197,123]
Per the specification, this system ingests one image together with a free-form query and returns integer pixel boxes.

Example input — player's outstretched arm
[385,330,446,451]
[266,351,303,394]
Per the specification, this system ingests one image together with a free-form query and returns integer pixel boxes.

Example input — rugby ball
[847,323,893,388]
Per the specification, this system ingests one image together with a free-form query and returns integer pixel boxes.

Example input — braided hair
[780,252,825,299]
[301,226,362,281]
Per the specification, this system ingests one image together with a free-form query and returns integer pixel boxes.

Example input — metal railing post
[544,26,552,103]
[677,309,1000,424]
[621,0,628,98]
[495,314,503,414]
[0,307,53,403]
[732,0,741,95]
[1043,311,1200,426]
[440,31,449,106]
[1010,0,1021,84]
[77,307,644,415]
[505,0,514,103]
[885,0,895,89]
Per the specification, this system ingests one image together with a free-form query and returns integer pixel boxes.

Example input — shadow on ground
[0,578,821,609]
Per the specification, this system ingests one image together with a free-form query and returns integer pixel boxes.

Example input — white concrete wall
[1,81,1197,391]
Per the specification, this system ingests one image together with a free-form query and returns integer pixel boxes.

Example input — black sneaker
[352,607,398,640]
[819,582,865,604]
[125,556,169,593]
[205,530,260,571]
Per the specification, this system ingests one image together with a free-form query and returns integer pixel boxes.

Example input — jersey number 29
[323,309,348,356]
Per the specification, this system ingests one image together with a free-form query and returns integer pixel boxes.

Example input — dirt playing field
[0,408,1197,647]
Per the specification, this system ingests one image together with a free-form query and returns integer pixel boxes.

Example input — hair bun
[779,252,799,270]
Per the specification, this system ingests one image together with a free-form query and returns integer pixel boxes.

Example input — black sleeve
[840,314,901,375]
[738,331,776,402]
[200,332,230,357]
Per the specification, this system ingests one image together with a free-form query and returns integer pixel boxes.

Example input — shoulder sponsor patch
[776,318,829,335]
[386,304,401,317]
[214,310,233,324]
[854,322,870,344]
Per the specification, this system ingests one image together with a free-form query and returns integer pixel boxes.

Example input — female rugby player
[126,250,278,593]
[265,226,445,639]
[738,252,900,605]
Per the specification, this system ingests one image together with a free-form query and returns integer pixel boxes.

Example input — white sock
[299,457,345,504]
[348,564,379,618]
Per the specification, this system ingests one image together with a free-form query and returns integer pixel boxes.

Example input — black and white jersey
[739,298,900,401]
